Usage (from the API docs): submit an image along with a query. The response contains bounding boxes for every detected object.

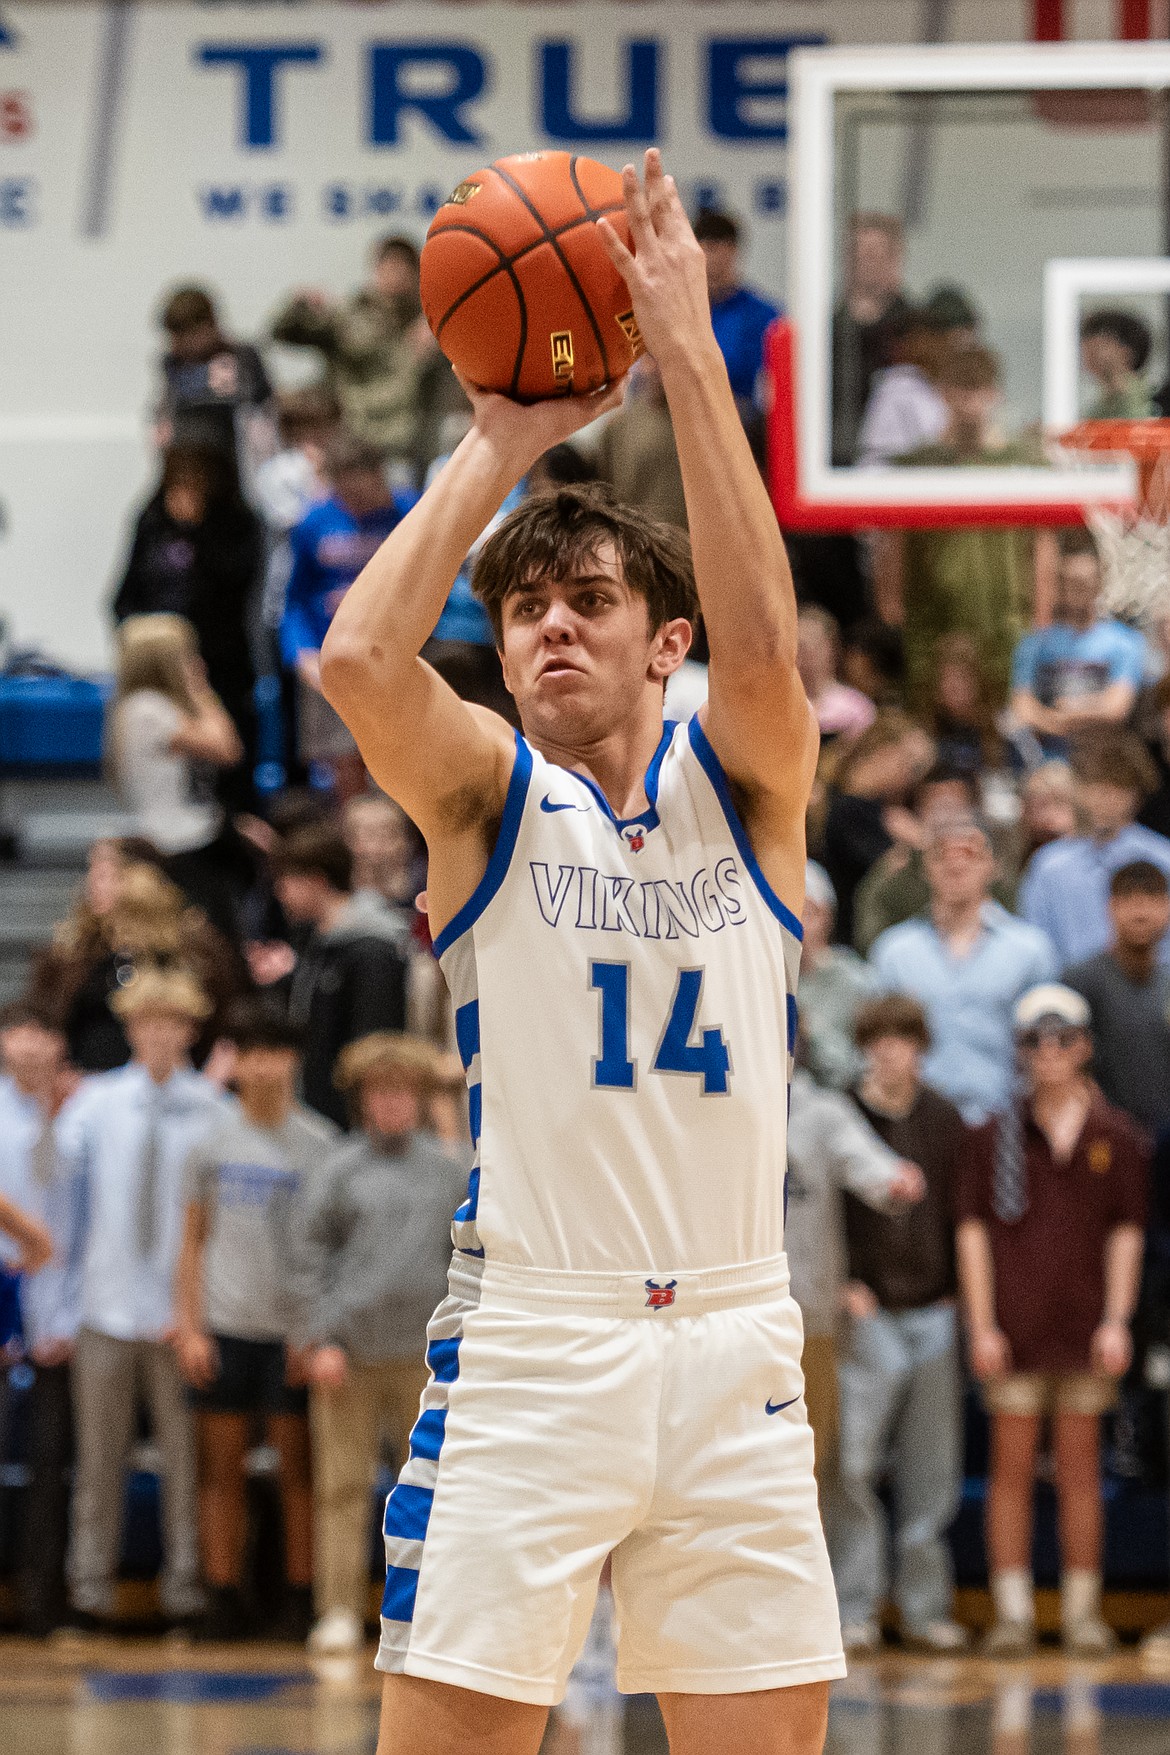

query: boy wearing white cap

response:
[956,983,1146,1656]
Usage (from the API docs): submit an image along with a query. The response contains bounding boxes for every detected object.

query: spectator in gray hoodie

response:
[784,1063,924,1490]
[300,1031,466,1654]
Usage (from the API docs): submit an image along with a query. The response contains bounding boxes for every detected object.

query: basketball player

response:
[321,150,843,1755]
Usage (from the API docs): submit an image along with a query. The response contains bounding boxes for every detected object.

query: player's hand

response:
[969,1326,1012,1382]
[16,1228,54,1276]
[309,1344,349,1389]
[176,1328,218,1389]
[455,370,625,475]
[887,1160,926,1206]
[840,1280,879,1321]
[30,1337,74,1368]
[1091,1319,1132,1378]
[596,148,715,377]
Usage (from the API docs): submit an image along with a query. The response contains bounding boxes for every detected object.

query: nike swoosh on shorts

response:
[765,1396,800,1416]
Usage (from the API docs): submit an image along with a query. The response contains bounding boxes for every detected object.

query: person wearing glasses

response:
[956,984,1146,1658]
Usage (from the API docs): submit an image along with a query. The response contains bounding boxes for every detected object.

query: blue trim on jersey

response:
[410,1406,448,1462]
[384,1482,434,1543]
[432,732,534,959]
[426,1335,462,1384]
[454,1000,480,1070]
[572,720,676,834]
[686,715,804,940]
[381,1306,465,1626]
[786,993,799,1056]
[383,1565,421,1623]
[468,1083,482,1147]
[454,1166,480,1224]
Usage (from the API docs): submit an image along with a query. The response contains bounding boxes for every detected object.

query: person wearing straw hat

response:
[299,1032,466,1656]
[955,982,1147,1658]
[55,966,225,1632]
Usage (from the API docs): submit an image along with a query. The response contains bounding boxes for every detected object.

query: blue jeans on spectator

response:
[832,1301,961,1632]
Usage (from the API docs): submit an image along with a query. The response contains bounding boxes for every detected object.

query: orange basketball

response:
[420,151,642,401]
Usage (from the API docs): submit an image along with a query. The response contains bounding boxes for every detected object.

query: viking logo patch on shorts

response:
[645,1279,678,1309]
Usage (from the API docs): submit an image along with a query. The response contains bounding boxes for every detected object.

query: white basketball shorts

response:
[375,1253,845,1706]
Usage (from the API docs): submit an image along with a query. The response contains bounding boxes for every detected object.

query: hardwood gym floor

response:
[1,1640,1170,1754]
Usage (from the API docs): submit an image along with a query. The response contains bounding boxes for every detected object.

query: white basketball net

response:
[1052,436,1170,629]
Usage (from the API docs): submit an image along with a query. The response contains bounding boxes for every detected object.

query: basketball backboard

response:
[770,41,1170,528]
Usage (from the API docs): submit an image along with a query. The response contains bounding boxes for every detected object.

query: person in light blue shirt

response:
[55,968,225,1626]
[1011,530,1150,759]
[870,816,1058,1123]
[0,1001,84,1635]
[1019,731,1170,969]
[693,208,779,407]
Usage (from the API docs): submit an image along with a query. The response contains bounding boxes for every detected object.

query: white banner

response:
[0,0,1123,663]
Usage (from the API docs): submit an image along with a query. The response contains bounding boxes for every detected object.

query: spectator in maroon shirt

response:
[956,983,1147,1659]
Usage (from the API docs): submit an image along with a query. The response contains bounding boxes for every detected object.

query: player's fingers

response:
[621,162,656,250]
[596,216,637,280]
[643,148,672,230]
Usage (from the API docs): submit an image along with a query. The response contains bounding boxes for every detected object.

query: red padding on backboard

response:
[765,318,1127,532]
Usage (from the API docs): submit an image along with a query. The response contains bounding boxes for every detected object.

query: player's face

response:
[234,1046,300,1104]
[1054,554,1102,626]
[498,543,690,744]
[0,1022,65,1094]
[924,829,994,910]
[1110,887,1170,951]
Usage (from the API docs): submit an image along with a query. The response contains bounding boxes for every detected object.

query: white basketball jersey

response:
[435,715,802,1274]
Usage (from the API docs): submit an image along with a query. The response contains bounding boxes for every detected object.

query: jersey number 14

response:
[590,960,731,1095]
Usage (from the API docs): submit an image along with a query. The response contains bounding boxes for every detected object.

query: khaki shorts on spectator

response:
[983,1372,1118,1418]
[298,675,357,764]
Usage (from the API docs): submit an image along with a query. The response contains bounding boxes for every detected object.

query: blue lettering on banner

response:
[196,42,324,149]
[707,36,825,141]
[0,174,33,225]
[202,185,245,220]
[200,183,293,221]
[754,178,787,215]
[539,40,658,143]
[369,43,488,146]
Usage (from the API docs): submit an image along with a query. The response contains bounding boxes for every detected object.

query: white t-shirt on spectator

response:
[857,365,949,467]
[114,689,222,854]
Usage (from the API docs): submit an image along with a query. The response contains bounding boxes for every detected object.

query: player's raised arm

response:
[598,152,817,899]
[320,381,621,840]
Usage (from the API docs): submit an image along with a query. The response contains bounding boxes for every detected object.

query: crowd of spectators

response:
[1,199,1169,1667]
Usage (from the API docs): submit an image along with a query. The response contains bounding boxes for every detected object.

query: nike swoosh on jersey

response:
[540,795,590,814]
[765,1396,800,1416]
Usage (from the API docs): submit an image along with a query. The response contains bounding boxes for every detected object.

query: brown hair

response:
[272,823,354,894]
[825,707,920,793]
[160,285,217,335]
[471,483,698,646]
[1110,859,1170,899]
[936,345,1000,391]
[1057,525,1101,563]
[854,993,931,1051]
[1070,727,1157,796]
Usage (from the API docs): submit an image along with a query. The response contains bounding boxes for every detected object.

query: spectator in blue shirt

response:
[280,432,414,793]
[1019,729,1170,968]
[869,815,1057,1123]
[693,208,778,410]
[56,967,225,1629]
[0,1001,82,1636]
[1011,530,1149,759]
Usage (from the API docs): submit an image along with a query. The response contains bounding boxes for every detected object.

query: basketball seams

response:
[429,210,626,350]
[485,162,614,385]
